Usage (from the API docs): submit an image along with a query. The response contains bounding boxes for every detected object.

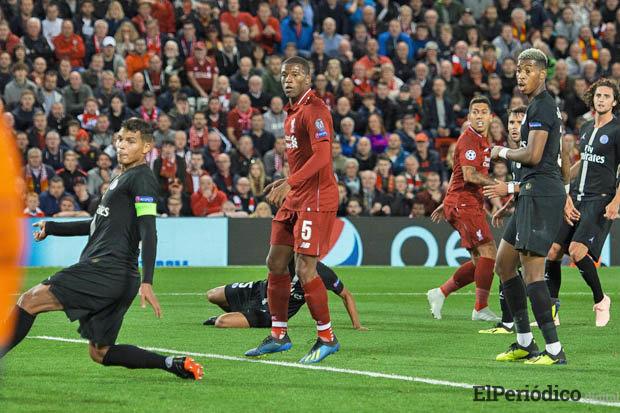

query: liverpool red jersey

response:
[443,126,491,208]
[283,89,338,212]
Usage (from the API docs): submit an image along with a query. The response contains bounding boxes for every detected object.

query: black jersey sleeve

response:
[527,99,556,132]
[46,219,92,236]
[316,262,344,295]
[129,168,160,284]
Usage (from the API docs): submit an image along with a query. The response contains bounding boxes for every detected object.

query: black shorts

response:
[512,194,565,257]
[224,281,271,328]
[554,197,613,262]
[42,260,140,346]
[502,209,518,247]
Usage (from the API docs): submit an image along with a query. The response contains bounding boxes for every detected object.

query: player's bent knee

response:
[568,243,588,262]
[547,243,563,261]
[88,344,109,364]
[266,254,288,274]
[214,316,229,328]
[206,288,218,303]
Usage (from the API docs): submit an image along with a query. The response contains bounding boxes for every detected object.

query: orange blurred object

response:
[0,105,25,348]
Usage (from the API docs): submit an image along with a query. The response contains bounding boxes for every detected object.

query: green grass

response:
[1,266,619,412]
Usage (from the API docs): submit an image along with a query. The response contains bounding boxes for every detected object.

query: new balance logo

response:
[299,242,311,249]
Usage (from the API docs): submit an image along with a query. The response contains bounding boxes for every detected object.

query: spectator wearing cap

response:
[154,140,187,195]
[56,150,88,195]
[62,71,94,118]
[378,19,414,62]
[87,152,112,196]
[185,41,219,98]
[423,78,458,140]
[39,177,74,216]
[215,35,241,78]
[280,4,314,58]
[42,3,62,48]
[101,36,125,73]
[12,89,38,132]
[4,63,37,109]
[22,17,54,63]
[42,131,66,171]
[24,147,56,194]
[53,20,86,69]
[413,133,442,175]
[220,0,257,36]
[254,2,282,56]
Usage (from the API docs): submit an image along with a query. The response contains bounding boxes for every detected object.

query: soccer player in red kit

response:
[427,96,502,322]
[244,57,340,364]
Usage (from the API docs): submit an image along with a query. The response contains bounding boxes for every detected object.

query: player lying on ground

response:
[0,119,203,380]
[489,48,570,365]
[244,57,341,364]
[203,261,366,330]
[544,78,619,327]
[427,96,503,322]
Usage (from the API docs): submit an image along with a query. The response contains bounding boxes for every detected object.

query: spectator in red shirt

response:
[191,174,227,216]
[188,111,208,150]
[254,2,281,55]
[53,20,86,69]
[356,38,392,74]
[185,41,219,98]
[131,0,155,35]
[151,0,176,34]
[226,94,259,146]
[0,21,21,55]
[220,0,257,37]
[24,191,45,217]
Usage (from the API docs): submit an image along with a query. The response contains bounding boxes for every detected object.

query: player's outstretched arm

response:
[491,130,549,166]
[33,219,92,241]
[137,215,161,318]
[338,288,367,331]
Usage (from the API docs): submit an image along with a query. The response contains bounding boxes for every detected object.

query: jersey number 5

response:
[301,220,312,241]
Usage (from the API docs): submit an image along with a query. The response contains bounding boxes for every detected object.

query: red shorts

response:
[270,208,336,257]
[444,204,494,250]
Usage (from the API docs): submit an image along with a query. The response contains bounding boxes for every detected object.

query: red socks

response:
[440,261,476,297]
[474,257,495,311]
[268,272,290,339]
[303,276,334,342]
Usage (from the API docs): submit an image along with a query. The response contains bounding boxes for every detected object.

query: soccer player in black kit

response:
[0,118,204,380]
[545,78,620,327]
[490,49,571,365]
[203,262,366,330]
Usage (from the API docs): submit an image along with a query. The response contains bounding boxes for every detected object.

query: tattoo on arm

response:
[462,166,496,187]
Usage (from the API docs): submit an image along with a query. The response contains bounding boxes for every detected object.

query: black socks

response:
[527,281,559,345]
[1,306,36,357]
[544,260,562,299]
[501,276,531,334]
[575,256,605,304]
[102,344,168,370]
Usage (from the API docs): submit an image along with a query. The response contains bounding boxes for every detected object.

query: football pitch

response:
[1,266,619,412]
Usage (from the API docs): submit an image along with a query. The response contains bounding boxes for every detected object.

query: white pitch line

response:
[153,292,612,297]
[27,335,620,408]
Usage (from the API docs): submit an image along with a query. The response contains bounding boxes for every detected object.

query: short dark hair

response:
[282,56,310,76]
[583,78,620,113]
[469,95,492,111]
[161,139,175,147]
[121,117,154,143]
[49,176,63,185]
[508,105,527,117]
[517,48,548,70]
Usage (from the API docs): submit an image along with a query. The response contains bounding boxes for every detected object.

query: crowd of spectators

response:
[7,0,617,219]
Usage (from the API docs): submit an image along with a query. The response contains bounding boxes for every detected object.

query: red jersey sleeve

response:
[304,104,333,146]
[457,134,482,168]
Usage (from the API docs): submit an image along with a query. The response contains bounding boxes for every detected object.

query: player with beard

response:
[490,49,571,365]
[0,118,204,380]
[427,96,502,322]
[544,78,620,327]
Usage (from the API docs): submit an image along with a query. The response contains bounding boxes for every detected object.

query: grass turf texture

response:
[1,266,619,412]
